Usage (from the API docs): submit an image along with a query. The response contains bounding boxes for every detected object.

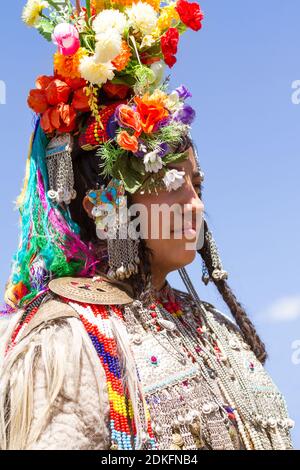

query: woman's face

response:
[131,146,204,280]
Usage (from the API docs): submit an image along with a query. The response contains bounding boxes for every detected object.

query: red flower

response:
[161,28,179,68]
[72,87,90,112]
[40,103,76,134]
[175,0,204,32]
[140,54,161,66]
[35,75,53,90]
[45,79,71,106]
[27,89,48,113]
[58,76,87,90]
[57,103,77,133]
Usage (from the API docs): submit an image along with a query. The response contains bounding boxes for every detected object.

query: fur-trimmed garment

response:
[0,282,294,450]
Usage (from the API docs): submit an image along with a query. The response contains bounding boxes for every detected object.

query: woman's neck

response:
[151,267,168,292]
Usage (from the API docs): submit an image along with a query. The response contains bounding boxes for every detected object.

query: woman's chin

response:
[170,238,197,268]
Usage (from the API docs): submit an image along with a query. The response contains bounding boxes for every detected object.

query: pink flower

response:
[52,23,80,56]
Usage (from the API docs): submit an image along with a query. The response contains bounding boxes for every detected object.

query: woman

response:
[0,0,294,451]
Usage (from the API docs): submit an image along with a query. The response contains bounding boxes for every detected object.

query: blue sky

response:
[0,0,299,448]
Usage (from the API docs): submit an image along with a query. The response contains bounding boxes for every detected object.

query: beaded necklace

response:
[5,290,49,355]
[67,300,157,451]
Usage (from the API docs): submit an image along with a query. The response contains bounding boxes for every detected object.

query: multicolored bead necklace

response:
[67,300,157,451]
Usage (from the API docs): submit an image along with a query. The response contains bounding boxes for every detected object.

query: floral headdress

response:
[3,0,204,309]
[25,0,204,194]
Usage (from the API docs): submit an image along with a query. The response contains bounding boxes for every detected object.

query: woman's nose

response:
[182,199,204,221]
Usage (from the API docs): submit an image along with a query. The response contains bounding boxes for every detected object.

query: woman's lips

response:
[170,223,198,237]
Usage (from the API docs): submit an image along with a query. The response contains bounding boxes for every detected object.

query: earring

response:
[45,133,76,205]
[87,178,140,281]
[201,226,228,285]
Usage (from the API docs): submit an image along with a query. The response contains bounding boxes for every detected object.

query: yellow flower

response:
[54,48,88,79]
[143,0,160,11]
[149,89,168,106]
[22,0,49,27]
[111,0,160,11]
[140,34,155,49]
[91,0,106,13]
[157,4,179,32]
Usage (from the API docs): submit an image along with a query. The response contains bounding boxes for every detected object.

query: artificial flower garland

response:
[24,0,204,194]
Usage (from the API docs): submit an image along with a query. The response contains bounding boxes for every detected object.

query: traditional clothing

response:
[0,275,293,450]
[1,1,294,451]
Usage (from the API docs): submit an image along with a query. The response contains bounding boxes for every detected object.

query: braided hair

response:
[198,221,267,364]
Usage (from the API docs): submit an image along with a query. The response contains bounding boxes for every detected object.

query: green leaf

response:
[47,0,63,11]
[36,18,55,42]
[163,151,189,165]
[177,22,188,34]
[114,155,144,193]
[130,156,146,176]
[86,0,91,19]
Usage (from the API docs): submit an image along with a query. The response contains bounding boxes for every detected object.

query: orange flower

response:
[35,75,53,90]
[117,130,139,153]
[111,0,160,10]
[40,108,55,134]
[27,89,48,113]
[117,104,142,136]
[72,87,90,112]
[58,103,77,133]
[54,47,88,79]
[40,104,76,134]
[112,41,132,72]
[103,82,130,99]
[134,94,169,134]
[91,0,105,13]
[45,79,71,106]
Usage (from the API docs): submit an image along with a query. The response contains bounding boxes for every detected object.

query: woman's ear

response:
[82,196,94,219]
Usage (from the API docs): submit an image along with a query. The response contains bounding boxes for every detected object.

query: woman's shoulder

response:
[0,294,111,450]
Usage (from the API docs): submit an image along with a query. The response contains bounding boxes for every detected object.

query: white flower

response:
[93,9,127,35]
[140,34,155,49]
[95,29,122,63]
[166,90,183,112]
[144,150,163,173]
[126,2,158,36]
[79,55,115,86]
[138,143,147,154]
[163,169,185,192]
[22,0,48,27]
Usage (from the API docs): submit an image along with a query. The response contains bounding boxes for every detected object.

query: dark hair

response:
[69,133,154,301]
[69,135,267,364]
